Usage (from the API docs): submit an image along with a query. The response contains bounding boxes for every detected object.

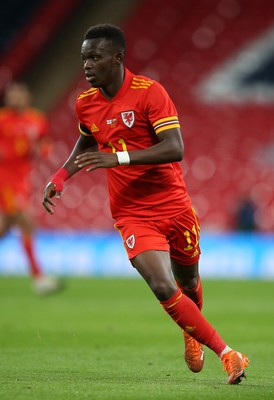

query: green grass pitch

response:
[0,277,273,400]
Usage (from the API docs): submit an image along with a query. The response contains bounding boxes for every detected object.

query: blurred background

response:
[0,0,273,279]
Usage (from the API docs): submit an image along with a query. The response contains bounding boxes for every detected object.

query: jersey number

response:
[183,224,200,251]
[107,139,127,153]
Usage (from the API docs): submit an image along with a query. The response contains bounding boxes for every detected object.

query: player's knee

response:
[181,276,199,290]
[175,270,199,290]
[150,280,177,301]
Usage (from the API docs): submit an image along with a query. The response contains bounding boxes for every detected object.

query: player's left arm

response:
[125,127,184,165]
[75,126,183,171]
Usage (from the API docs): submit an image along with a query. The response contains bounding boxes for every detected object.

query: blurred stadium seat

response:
[0,0,84,95]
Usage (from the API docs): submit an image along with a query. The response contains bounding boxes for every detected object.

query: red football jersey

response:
[76,68,191,221]
[0,107,48,211]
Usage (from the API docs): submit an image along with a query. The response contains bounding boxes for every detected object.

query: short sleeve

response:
[145,81,180,135]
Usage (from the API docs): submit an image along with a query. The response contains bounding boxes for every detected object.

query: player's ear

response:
[115,52,124,65]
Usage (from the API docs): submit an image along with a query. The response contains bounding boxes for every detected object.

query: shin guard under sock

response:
[176,275,203,310]
[160,289,226,356]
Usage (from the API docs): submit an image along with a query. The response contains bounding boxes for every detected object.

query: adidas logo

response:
[91,123,99,133]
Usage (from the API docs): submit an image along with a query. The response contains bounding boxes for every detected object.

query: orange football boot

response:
[221,350,249,384]
[184,331,204,373]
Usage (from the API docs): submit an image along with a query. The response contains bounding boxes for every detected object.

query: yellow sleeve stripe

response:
[78,88,97,100]
[153,116,180,134]
[78,123,91,136]
[155,123,181,134]
[130,77,153,89]
[131,84,151,89]
[152,116,178,127]
[132,77,153,84]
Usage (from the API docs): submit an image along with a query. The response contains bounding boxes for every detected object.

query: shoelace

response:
[186,335,201,355]
[222,355,235,372]
[222,352,247,372]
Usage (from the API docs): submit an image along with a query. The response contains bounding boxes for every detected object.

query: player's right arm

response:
[42,130,97,214]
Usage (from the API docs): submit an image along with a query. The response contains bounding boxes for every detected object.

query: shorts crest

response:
[126,234,135,249]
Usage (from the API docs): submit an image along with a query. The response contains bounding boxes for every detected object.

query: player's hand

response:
[42,182,62,214]
[74,151,119,171]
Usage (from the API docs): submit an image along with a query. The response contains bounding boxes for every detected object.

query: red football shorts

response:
[115,206,201,265]
[0,183,29,214]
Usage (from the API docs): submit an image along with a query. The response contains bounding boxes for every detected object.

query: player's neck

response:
[100,69,125,101]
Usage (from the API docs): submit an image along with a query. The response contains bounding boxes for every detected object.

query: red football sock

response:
[176,275,203,310]
[160,288,226,356]
[22,233,41,278]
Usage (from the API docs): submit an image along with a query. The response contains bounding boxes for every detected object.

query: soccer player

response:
[0,82,61,294]
[42,24,249,383]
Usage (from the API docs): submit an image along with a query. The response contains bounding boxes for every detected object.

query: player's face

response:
[4,84,31,110]
[81,38,120,88]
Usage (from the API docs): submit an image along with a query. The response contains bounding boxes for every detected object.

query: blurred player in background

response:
[0,82,61,295]
[43,24,249,383]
